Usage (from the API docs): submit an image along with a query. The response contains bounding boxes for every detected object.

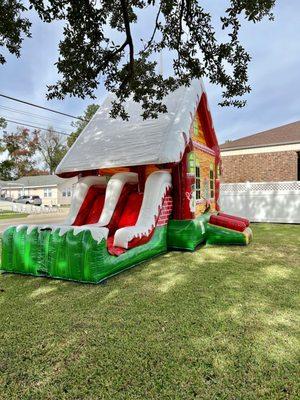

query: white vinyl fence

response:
[220,181,300,224]
[0,200,63,215]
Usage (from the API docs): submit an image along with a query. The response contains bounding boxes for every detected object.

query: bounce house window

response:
[195,165,201,200]
[187,152,196,174]
[210,164,214,198]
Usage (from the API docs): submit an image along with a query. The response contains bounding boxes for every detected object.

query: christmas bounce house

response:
[1,80,252,283]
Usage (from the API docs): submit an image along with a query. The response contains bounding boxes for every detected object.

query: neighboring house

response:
[220,121,300,183]
[0,175,78,206]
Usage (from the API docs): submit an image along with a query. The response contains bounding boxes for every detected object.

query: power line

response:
[0,111,72,133]
[0,93,87,122]
[2,118,70,136]
[1,113,72,134]
[0,105,72,127]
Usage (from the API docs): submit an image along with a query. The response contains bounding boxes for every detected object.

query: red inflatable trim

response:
[215,179,220,212]
[127,229,155,249]
[218,212,250,227]
[210,214,246,232]
[198,92,220,164]
[107,237,126,256]
[72,185,105,226]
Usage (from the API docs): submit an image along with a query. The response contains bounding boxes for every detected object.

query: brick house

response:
[220,121,300,183]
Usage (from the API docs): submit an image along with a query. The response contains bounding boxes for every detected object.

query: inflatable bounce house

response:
[1,80,252,283]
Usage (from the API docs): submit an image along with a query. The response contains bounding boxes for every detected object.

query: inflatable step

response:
[209,214,246,232]
[206,223,253,245]
[217,212,250,227]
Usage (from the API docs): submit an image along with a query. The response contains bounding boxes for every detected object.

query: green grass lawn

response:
[0,211,29,219]
[0,224,299,400]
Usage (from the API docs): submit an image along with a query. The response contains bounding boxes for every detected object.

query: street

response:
[0,212,69,233]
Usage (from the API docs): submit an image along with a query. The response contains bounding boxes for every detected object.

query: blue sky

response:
[0,1,299,143]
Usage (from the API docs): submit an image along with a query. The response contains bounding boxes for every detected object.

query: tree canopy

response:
[0,102,97,179]
[0,127,39,179]
[67,104,99,147]
[38,128,68,174]
[1,1,275,119]
[0,117,7,130]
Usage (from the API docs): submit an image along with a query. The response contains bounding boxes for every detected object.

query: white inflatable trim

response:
[98,172,138,226]
[14,224,108,244]
[64,172,138,227]
[64,175,107,225]
[113,171,172,249]
[10,172,139,246]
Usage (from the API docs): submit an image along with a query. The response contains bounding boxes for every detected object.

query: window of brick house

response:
[297,152,300,181]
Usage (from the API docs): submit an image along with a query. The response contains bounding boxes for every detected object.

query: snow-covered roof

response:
[1,175,67,188]
[56,79,204,175]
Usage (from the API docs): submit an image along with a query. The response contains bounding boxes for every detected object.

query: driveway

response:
[0,212,69,233]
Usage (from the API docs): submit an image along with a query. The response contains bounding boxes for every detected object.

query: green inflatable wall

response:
[1,213,251,283]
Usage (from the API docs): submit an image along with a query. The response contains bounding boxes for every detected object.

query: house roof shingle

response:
[1,175,65,188]
[221,121,300,151]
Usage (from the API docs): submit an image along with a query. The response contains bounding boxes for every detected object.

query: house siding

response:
[57,178,77,205]
[2,177,78,206]
[5,186,59,205]
[221,150,298,183]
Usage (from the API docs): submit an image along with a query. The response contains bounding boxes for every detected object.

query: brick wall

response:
[221,150,298,183]
[157,195,173,227]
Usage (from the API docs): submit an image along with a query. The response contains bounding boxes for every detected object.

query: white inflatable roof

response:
[56,79,204,175]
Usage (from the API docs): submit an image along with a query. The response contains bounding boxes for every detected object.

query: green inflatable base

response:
[1,213,252,283]
[167,213,252,250]
[1,226,168,283]
[167,213,211,250]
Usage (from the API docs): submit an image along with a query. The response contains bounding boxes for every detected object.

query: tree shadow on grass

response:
[0,223,299,399]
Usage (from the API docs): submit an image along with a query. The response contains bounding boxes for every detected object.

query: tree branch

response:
[143,5,161,52]
[177,0,185,64]
[120,0,134,88]
[111,39,128,57]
